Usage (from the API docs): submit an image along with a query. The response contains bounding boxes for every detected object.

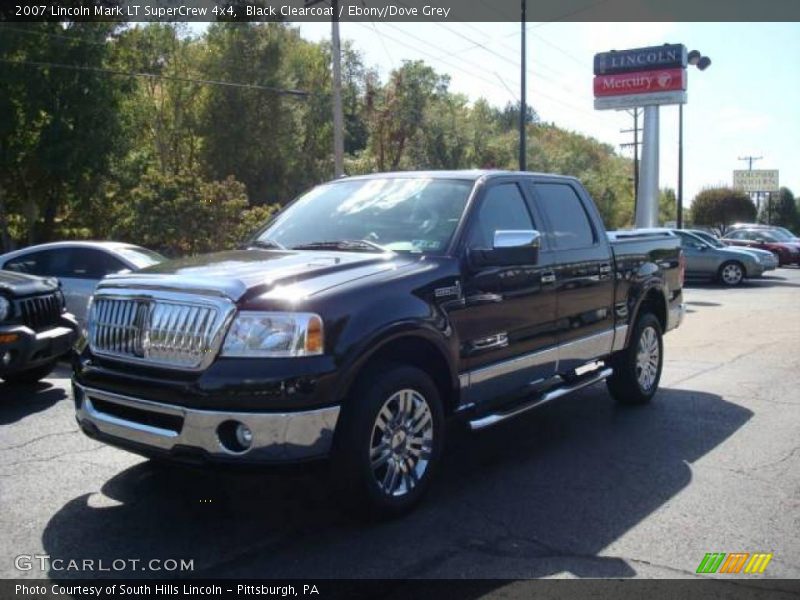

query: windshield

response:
[692,231,724,248]
[255,177,473,254]
[766,229,793,241]
[116,246,166,269]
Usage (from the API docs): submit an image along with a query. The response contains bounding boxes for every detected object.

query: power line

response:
[0,58,311,97]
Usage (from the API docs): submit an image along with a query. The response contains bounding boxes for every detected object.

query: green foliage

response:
[659,188,677,225]
[758,187,799,231]
[109,169,274,257]
[690,187,757,236]
[0,23,128,246]
[0,22,658,254]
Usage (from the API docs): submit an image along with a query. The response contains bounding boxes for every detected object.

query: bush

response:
[690,187,757,236]
[110,170,278,257]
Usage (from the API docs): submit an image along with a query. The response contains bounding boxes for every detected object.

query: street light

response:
[677,50,712,229]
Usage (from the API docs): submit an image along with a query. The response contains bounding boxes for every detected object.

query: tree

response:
[109,169,275,256]
[659,188,677,225]
[759,187,799,230]
[690,187,757,236]
[0,23,127,246]
[365,61,448,171]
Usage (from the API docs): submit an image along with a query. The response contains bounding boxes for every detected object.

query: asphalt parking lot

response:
[2,269,799,582]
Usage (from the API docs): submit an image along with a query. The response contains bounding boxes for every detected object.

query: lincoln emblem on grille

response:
[132,301,151,357]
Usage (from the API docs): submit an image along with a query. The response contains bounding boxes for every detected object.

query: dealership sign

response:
[733,170,780,193]
[593,44,688,111]
[594,91,687,111]
[594,68,686,96]
[594,44,687,75]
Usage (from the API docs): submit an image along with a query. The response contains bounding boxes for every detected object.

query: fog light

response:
[235,423,253,448]
[1,351,11,366]
[217,420,253,454]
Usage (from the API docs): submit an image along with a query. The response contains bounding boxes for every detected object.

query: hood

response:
[97,249,414,302]
[0,270,59,296]
[721,247,766,260]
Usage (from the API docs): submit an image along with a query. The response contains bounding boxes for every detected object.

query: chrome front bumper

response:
[667,302,686,332]
[74,383,340,463]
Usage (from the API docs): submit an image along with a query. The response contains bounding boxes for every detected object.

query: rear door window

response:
[533,183,596,250]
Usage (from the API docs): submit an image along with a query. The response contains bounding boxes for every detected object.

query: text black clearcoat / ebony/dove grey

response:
[72,170,686,516]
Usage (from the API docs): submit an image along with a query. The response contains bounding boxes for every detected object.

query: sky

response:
[288,21,800,207]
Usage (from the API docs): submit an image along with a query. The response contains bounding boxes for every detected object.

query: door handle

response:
[541,271,556,284]
[469,332,509,353]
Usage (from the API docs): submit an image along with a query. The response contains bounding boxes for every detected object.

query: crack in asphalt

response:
[0,443,105,472]
[0,428,78,453]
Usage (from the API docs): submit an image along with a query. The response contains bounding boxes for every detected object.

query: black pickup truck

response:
[73,170,685,515]
[1,270,78,384]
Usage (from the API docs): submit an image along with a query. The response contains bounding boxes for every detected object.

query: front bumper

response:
[0,315,78,376]
[745,262,766,278]
[73,382,340,464]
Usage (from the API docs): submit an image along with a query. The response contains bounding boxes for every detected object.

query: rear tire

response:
[606,313,663,406]
[1,361,57,385]
[330,362,444,519]
[718,261,744,286]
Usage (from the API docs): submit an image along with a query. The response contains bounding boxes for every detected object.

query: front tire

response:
[606,313,663,405]
[1,361,57,385]
[718,261,744,286]
[330,363,444,519]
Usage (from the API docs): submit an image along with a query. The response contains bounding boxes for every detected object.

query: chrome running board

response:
[468,367,613,431]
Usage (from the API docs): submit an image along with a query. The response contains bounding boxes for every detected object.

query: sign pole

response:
[636,105,660,228]
[519,0,526,171]
[677,103,683,229]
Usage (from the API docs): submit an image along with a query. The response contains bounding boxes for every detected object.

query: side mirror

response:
[469,230,541,268]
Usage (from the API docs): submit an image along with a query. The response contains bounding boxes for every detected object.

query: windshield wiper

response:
[248,239,286,250]
[291,239,388,253]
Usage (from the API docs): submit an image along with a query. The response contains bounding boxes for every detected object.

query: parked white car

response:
[0,242,165,326]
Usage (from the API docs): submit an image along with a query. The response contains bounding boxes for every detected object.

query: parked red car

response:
[723,229,800,266]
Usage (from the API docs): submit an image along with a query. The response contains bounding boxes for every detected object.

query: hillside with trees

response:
[1,22,641,255]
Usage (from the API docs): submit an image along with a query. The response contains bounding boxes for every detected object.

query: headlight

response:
[0,296,9,321]
[221,312,324,357]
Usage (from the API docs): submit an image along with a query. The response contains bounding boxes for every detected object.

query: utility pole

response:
[738,155,762,171]
[738,155,763,215]
[519,0,527,171]
[306,0,344,177]
[331,0,344,177]
[620,108,641,214]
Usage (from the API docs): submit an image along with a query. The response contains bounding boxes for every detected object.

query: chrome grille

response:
[89,291,235,370]
[17,292,62,331]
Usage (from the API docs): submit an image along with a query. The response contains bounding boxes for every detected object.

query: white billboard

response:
[733,170,779,193]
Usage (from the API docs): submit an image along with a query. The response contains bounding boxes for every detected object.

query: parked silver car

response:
[688,229,778,271]
[0,242,165,325]
[671,230,763,286]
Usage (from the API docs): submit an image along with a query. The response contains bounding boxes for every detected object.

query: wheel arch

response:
[336,330,460,415]
[630,285,668,335]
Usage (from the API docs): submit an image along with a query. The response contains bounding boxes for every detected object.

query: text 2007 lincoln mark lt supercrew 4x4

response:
[73,171,685,516]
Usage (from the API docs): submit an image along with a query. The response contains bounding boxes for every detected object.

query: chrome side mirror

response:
[469,230,541,268]
[493,230,541,249]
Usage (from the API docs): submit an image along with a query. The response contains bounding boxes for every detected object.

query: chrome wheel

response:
[721,263,743,285]
[369,389,434,497]
[635,326,660,392]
